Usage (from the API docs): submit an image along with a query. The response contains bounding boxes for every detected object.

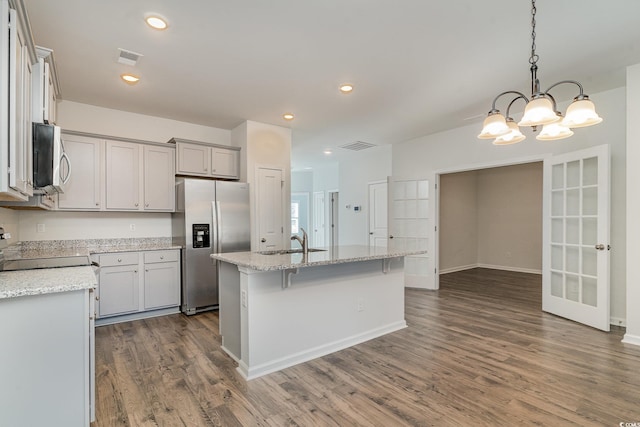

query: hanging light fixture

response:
[478,0,602,144]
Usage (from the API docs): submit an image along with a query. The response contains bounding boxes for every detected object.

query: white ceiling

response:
[22,0,640,168]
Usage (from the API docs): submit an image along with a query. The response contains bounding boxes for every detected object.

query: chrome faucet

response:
[291,227,308,255]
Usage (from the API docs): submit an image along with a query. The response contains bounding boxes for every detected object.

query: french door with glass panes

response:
[543,145,610,331]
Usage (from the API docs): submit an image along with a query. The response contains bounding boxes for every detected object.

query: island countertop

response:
[211,245,427,271]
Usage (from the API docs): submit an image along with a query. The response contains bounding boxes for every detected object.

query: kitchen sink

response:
[258,248,326,255]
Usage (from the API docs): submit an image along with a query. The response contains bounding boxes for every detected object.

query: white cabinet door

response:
[98,264,140,317]
[144,261,180,310]
[58,135,103,210]
[211,147,239,178]
[105,140,140,210]
[143,144,174,211]
[177,142,209,176]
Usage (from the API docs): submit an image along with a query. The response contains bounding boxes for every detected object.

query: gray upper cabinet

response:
[57,134,103,210]
[171,138,240,180]
[59,132,175,212]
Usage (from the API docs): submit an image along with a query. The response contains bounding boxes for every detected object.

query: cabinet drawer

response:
[99,252,139,267]
[144,250,179,264]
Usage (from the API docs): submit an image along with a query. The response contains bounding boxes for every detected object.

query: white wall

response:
[0,207,20,242]
[338,145,392,245]
[57,101,231,144]
[232,120,292,250]
[393,86,627,325]
[625,64,640,344]
[18,211,170,240]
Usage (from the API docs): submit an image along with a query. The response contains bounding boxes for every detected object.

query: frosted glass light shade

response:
[478,113,509,139]
[518,97,561,127]
[536,122,574,141]
[561,99,603,128]
[493,120,526,145]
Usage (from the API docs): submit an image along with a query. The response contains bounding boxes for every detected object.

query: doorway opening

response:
[329,191,339,247]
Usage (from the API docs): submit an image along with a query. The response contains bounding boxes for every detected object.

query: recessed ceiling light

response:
[283,113,295,121]
[121,73,140,85]
[145,14,168,30]
[324,150,332,155]
[339,84,354,94]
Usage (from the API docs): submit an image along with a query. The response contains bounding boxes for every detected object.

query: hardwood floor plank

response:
[92,268,640,426]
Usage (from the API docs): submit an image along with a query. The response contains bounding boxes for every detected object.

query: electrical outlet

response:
[129,224,136,231]
[241,290,248,308]
[36,223,45,233]
[357,297,364,312]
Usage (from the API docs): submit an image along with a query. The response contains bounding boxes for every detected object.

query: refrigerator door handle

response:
[216,200,222,253]
[211,201,219,254]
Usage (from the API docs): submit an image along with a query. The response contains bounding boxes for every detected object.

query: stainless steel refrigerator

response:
[172,178,250,314]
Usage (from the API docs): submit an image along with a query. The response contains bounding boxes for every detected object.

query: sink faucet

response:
[291,228,308,255]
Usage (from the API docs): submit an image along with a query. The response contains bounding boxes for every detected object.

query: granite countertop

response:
[0,266,97,299]
[4,237,181,261]
[211,245,427,271]
[0,238,179,300]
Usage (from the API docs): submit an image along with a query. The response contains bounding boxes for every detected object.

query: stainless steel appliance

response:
[172,178,250,314]
[33,123,70,194]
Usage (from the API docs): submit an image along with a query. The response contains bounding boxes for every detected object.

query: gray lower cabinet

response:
[96,249,180,321]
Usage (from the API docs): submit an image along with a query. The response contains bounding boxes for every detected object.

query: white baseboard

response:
[439,264,478,275]
[476,263,542,275]
[237,321,408,380]
[610,316,626,328]
[439,263,541,275]
[622,333,640,347]
[95,306,180,326]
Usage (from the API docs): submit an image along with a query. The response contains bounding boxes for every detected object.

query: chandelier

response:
[478,0,602,145]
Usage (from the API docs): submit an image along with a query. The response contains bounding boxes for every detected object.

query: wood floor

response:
[93,268,640,426]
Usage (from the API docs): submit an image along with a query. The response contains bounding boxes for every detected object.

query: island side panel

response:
[238,258,406,380]
[218,260,242,361]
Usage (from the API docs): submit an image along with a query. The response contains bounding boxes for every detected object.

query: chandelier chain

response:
[529,0,538,66]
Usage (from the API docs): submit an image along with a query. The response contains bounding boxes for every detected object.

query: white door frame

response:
[328,190,339,247]
[433,154,548,290]
[368,180,388,247]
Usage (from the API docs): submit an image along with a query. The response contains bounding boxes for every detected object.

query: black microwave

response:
[32,123,70,194]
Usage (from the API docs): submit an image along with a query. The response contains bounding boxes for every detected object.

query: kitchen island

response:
[212,245,426,380]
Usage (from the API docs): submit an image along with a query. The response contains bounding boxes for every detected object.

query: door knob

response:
[261,238,266,243]
[595,244,605,250]
[389,235,394,239]
[369,232,373,235]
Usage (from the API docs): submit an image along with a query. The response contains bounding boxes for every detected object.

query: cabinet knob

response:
[117,258,122,262]
[145,203,149,207]
[261,238,266,243]
[204,167,208,171]
[96,202,99,206]
[135,203,139,207]
[95,296,100,301]
[145,269,149,272]
[134,270,138,273]
[213,169,216,172]
[160,256,164,260]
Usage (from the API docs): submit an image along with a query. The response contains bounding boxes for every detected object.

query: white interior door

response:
[256,167,284,251]
[330,191,339,247]
[543,144,610,331]
[369,182,388,247]
[313,191,326,247]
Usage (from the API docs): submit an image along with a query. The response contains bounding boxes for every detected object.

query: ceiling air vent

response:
[117,48,144,66]
[339,141,376,151]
